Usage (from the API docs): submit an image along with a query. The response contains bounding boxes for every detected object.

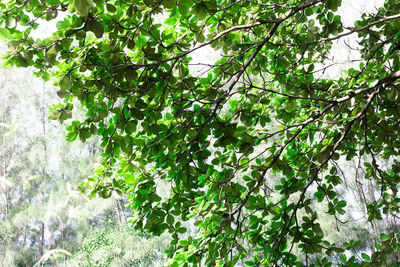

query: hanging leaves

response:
[2,0,400,265]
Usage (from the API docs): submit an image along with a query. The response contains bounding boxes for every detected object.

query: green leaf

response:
[326,0,341,12]
[131,108,144,120]
[178,0,192,16]
[177,227,187,234]
[380,233,390,241]
[361,253,370,261]
[285,101,297,113]
[143,0,157,7]
[0,28,12,40]
[167,214,174,224]
[66,131,78,142]
[59,75,71,90]
[339,253,346,263]
[106,4,116,13]
[87,20,104,38]
[368,78,379,87]
[312,223,323,237]
[56,21,68,30]
[125,174,135,185]
[162,0,176,9]
[73,0,90,16]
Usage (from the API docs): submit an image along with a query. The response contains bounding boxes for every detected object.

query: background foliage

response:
[0,62,169,266]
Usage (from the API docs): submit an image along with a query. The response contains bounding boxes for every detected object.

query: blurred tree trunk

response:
[40,81,48,257]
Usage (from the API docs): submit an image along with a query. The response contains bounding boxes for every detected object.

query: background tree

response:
[0,59,169,266]
[66,224,170,267]
[0,62,99,266]
[1,0,400,265]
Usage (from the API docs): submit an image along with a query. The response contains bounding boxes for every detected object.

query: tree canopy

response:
[1,0,400,265]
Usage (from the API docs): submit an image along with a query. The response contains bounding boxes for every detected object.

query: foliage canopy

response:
[2,0,400,265]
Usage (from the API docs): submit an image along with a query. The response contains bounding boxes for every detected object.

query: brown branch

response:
[283,14,400,47]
